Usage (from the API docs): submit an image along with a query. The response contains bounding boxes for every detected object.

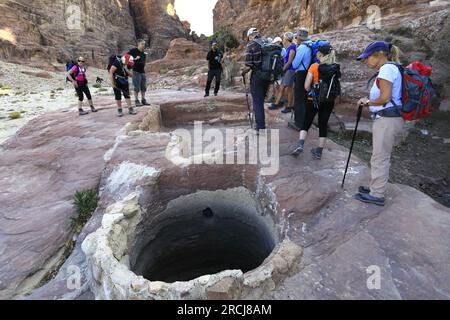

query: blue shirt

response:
[284,44,297,71]
[292,41,312,72]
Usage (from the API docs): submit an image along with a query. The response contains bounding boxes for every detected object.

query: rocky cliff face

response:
[129,0,189,60]
[214,0,433,36]
[0,0,136,68]
[0,0,189,67]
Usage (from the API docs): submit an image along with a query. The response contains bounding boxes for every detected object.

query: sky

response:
[175,0,219,36]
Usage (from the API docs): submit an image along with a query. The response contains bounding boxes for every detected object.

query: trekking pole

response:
[242,75,254,129]
[342,104,364,188]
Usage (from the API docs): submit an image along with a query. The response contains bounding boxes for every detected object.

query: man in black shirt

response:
[205,40,223,97]
[128,39,149,106]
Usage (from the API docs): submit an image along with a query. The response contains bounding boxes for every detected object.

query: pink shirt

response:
[71,65,86,82]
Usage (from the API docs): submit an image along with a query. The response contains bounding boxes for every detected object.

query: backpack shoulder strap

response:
[367,72,379,90]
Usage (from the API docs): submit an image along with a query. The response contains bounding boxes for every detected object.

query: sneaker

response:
[79,109,89,116]
[90,106,98,113]
[291,145,304,157]
[359,186,371,194]
[311,148,323,160]
[354,193,385,207]
[118,110,124,117]
[141,99,150,106]
[135,99,142,106]
[129,108,137,115]
[204,94,209,98]
[281,107,293,114]
[269,103,281,110]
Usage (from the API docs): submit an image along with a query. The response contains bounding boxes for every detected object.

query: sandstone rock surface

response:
[3,90,445,300]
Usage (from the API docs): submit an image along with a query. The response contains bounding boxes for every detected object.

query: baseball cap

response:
[357,41,390,61]
[318,43,332,55]
[273,37,283,44]
[247,27,258,37]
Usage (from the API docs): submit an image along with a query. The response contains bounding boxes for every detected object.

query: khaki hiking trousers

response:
[370,116,405,198]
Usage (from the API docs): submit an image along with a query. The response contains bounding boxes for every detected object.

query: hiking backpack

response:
[65,60,78,82]
[313,63,341,104]
[107,55,122,72]
[302,40,331,69]
[369,62,434,121]
[254,39,284,82]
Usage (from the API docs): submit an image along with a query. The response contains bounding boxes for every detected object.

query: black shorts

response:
[75,85,92,102]
[113,82,130,100]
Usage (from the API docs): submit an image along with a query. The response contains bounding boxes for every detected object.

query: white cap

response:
[273,37,283,44]
[247,27,258,37]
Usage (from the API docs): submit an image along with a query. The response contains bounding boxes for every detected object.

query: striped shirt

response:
[245,38,263,70]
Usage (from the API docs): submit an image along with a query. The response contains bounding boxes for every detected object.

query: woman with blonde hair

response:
[291,43,340,160]
[66,56,97,116]
[354,41,404,206]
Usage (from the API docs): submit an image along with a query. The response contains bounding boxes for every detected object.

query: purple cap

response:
[357,41,390,61]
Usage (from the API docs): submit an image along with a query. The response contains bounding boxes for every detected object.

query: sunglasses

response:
[78,60,85,63]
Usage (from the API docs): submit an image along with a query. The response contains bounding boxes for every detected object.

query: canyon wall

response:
[0,0,189,67]
[213,0,434,37]
[129,0,189,60]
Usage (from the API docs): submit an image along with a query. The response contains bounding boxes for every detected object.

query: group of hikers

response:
[240,26,433,207]
[66,39,150,117]
[65,27,433,207]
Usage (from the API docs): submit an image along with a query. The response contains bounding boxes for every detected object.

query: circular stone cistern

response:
[82,188,302,300]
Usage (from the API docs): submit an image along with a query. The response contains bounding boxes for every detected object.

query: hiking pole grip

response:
[342,104,364,188]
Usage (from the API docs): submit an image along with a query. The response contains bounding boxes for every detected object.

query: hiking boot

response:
[141,99,150,106]
[118,109,123,117]
[291,145,304,157]
[311,148,323,160]
[281,107,293,114]
[90,106,98,113]
[204,94,209,98]
[269,103,280,110]
[214,93,218,97]
[354,193,385,207]
[359,186,371,194]
[135,99,142,107]
[129,108,137,115]
[79,109,89,116]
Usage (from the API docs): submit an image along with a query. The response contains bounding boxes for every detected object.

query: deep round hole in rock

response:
[130,188,278,283]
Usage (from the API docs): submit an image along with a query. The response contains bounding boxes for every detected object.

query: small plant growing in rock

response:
[71,189,98,233]
[93,83,102,88]
[159,67,169,75]
[56,87,64,91]
[8,111,22,120]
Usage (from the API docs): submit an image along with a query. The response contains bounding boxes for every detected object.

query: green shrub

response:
[208,26,240,52]
[159,67,169,75]
[9,111,21,120]
[71,189,98,233]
